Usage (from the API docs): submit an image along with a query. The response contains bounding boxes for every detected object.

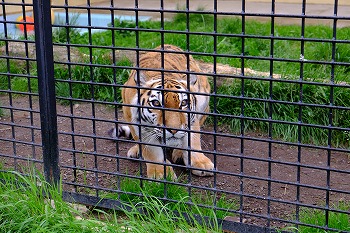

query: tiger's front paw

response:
[146,163,177,180]
[191,153,214,176]
[127,145,139,158]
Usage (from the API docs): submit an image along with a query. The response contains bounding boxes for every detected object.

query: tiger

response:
[112,44,214,179]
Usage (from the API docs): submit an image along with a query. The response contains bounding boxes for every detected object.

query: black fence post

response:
[33,0,60,185]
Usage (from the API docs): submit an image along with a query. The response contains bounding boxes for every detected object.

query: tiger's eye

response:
[181,99,188,107]
[151,100,161,107]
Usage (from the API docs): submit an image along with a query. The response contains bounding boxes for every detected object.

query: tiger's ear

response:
[189,74,197,85]
[134,71,147,86]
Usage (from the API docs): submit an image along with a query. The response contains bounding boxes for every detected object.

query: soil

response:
[0,95,349,229]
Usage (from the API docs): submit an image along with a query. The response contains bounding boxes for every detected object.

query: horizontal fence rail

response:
[0,0,349,232]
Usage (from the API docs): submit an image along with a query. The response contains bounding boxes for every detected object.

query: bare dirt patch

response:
[0,95,349,228]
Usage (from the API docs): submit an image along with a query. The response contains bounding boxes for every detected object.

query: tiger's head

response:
[130,72,199,147]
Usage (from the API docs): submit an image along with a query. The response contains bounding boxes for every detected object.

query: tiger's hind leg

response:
[108,125,132,139]
[108,125,140,158]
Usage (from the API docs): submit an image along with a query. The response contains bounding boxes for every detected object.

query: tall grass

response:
[0,171,89,232]
[0,59,38,93]
[0,170,223,233]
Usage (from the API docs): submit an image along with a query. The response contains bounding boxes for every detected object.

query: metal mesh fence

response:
[0,0,43,175]
[0,0,350,232]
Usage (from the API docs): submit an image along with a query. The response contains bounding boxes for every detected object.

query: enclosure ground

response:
[0,95,349,228]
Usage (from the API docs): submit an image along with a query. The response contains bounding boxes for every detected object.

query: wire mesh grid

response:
[0,0,43,174]
[0,0,350,232]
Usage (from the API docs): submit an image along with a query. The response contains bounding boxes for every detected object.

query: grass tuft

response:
[0,171,85,232]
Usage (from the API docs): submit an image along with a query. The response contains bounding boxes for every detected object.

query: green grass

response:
[54,55,132,104]
[0,171,96,233]
[103,175,237,220]
[298,202,350,233]
[0,170,223,233]
[52,13,81,44]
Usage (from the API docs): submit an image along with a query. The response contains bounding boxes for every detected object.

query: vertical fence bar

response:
[212,0,218,217]
[33,0,59,185]
[296,0,307,229]
[134,0,144,187]
[267,0,276,228]
[185,0,193,198]
[325,0,338,229]
[239,0,246,223]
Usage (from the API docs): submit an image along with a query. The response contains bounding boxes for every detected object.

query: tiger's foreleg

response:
[113,125,176,179]
[172,121,214,176]
[127,144,177,180]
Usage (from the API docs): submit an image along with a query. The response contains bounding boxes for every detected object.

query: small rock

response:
[224,216,248,224]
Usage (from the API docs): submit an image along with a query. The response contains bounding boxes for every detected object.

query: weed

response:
[0,58,38,93]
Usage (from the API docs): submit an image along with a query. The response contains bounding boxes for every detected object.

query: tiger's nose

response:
[166,128,178,135]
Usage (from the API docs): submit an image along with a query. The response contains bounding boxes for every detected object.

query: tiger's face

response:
[130,74,197,147]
